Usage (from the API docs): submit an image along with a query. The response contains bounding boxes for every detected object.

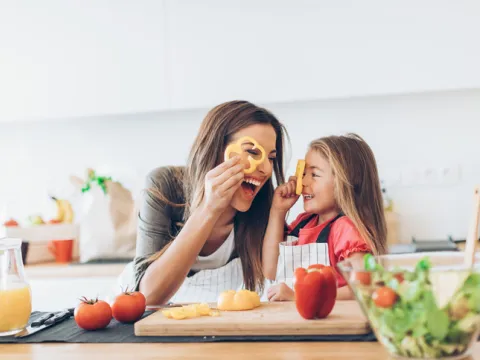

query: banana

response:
[51,197,74,223]
[60,200,74,223]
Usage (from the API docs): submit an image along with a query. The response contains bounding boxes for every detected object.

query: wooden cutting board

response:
[134,300,370,337]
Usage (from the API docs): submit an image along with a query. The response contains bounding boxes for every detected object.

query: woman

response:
[131,101,288,305]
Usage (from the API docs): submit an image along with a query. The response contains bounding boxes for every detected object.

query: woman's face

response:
[227,124,277,212]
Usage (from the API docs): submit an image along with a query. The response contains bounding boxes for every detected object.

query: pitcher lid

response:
[0,238,22,250]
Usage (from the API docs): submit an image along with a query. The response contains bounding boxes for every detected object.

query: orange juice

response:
[0,283,32,335]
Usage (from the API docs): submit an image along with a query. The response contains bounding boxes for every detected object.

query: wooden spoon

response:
[430,186,480,308]
[464,186,480,268]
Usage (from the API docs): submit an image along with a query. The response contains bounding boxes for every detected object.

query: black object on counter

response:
[389,236,459,254]
[14,308,74,338]
[0,311,376,344]
[21,241,29,265]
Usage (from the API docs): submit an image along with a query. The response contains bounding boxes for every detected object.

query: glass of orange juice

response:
[0,237,32,336]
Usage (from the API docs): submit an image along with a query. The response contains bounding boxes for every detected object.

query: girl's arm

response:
[335,252,365,300]
[336,286,355,300]
[262,176,299,280]
[262,209,288,280]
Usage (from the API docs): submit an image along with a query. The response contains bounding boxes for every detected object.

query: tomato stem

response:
[78,296,99,305]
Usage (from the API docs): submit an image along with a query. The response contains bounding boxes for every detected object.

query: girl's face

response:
[228,124,277,212]
[302,149,337,215]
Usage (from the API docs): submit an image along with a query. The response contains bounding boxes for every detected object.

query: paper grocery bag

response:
[74,176,137,263]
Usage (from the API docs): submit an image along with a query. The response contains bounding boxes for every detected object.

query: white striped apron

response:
[167,230,245,303]
[263,214,343,299]
[117,230,245,303]
[169,257,244,303]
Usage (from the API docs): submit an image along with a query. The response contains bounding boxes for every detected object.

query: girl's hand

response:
[271,176,300,214]
[203,156,245,215]
[267,282,295,301]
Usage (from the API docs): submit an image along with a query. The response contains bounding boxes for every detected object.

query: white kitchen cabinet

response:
[165,0,480,110]
[0,0,168,122]
[1,1,478,121]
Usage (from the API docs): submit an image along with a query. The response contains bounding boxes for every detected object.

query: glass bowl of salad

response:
[338,251,480,360]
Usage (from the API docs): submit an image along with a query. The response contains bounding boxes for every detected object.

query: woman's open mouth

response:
[241,177,262,199]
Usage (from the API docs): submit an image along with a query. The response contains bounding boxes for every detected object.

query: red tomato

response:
[74,297,112,330]
[393,273,404,283]
[112,290,146,323]
[372,287,397,308]
[351,271,372,286]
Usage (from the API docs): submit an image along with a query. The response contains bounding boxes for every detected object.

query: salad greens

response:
[354,254,480,359]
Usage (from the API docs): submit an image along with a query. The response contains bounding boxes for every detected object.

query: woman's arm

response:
[139,202,220,305]
[138,157,244,305]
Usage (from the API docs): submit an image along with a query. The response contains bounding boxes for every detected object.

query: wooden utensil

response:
[464,186,480,268]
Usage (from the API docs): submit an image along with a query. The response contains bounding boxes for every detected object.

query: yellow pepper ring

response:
[224,136,266,174]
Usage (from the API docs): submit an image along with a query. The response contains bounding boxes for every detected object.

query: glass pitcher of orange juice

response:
[0,238,32,336]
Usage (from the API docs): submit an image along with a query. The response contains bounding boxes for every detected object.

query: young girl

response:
[262,133,387,301]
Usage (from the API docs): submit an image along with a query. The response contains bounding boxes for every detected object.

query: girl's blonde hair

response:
[309,133,387,255]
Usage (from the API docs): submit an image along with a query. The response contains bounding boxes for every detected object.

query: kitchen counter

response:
[25,262,127,279]
[1,342,479,359]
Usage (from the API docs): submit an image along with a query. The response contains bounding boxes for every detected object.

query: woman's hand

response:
[203,155,245,215]
[271,176,300,214]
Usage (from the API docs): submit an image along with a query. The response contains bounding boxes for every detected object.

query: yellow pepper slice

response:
[161,303,219,320]
[295,160,306,195]
[224,136,266,174]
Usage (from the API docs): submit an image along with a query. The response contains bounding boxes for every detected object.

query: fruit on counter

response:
[295,159,305,195]
[112,289,146,323]
[3,218,19,227]
[293,264,337,320]
[50,196,74,224]
[217,289,261,311]
[27,215,45,226]
[48,219,62,224]
[162,303,219,320]
[74,297,112,330]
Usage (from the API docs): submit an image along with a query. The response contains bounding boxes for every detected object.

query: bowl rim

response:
[337,251,480,272]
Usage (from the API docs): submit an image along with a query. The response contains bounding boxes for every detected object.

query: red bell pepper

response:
[293,264,337,319]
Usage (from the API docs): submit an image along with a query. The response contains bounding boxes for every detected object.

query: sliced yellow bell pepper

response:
[224,136,266,174]
[295,160,306,195]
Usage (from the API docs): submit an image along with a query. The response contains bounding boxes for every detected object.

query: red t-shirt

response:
[287,213,371,287]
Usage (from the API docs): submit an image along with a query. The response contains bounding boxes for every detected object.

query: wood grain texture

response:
[2,343,480,360]
[135,300,370,337]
